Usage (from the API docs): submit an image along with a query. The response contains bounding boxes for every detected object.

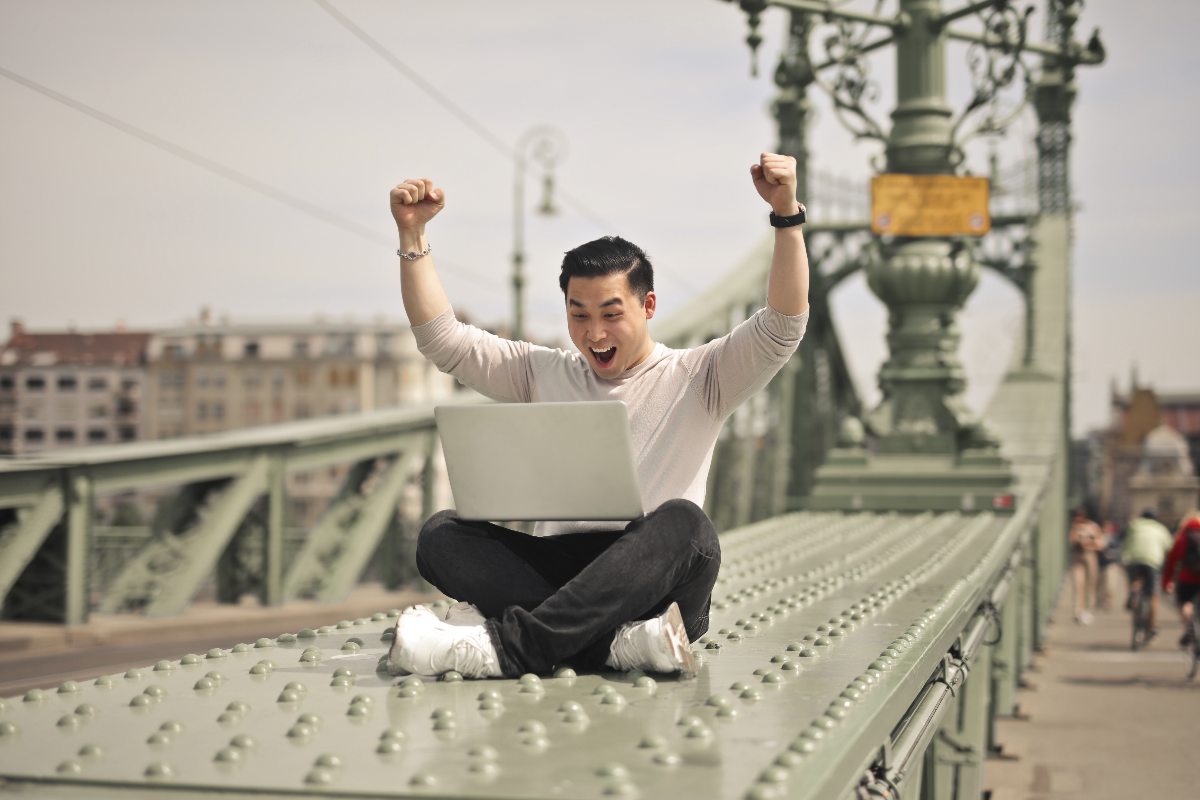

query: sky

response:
[1,0,1197,437]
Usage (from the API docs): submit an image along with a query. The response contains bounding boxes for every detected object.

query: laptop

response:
[434,401,645,521]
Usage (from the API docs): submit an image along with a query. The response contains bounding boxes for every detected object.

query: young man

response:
[387,153,809,679]
[1120,509,1175,639]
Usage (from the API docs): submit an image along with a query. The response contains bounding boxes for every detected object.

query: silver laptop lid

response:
[434,402,645,522]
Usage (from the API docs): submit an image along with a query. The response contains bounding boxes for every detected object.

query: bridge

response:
[0,2,1105,798]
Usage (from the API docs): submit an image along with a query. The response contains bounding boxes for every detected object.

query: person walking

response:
[1068,507,1106,624]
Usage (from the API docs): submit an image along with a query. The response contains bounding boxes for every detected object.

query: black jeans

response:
[414,499,721,676]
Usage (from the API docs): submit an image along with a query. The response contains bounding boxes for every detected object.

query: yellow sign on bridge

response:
[870,174,991,237]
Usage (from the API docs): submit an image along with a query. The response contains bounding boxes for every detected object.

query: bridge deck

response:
[0,509,1016,799]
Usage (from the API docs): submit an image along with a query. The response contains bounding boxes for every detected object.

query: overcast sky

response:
[2,1,1197,437]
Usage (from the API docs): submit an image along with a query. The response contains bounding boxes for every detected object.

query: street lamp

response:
[512,126,567,341]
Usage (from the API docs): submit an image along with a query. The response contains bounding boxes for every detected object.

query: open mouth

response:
[590,346,616,366]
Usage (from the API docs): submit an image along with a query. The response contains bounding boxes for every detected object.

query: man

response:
[386,153,809,679]
[1120,509,1174,639]
[1162,511,1200,647]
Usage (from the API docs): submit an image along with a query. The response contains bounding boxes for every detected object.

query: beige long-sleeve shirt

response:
[414,305,808,535]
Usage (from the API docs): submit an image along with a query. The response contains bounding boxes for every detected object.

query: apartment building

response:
[0,322,150,456]
[144,314,453,439]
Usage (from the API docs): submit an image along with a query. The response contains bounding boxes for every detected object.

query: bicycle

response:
[1188,602,1200,681]
[1130,585,1153,651]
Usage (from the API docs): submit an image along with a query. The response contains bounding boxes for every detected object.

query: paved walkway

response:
[985,570,1196,799]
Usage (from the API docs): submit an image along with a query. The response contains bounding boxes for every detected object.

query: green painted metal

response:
[284,446,428,604]
[0,479,63,605]
[0,508,1035,799]
[64,472,93,626]
[100,456,270,616]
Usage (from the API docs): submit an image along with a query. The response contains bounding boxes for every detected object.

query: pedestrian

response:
[1068,507,1105,624]
[385,153,810,679]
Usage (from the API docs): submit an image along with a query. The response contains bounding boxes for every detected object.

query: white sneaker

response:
[387,605,501,678]
[443,601,486,627]
[606,602,698,676]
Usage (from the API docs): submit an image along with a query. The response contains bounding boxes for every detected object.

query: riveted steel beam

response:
[0,480,64,612]
[98,455,270,616]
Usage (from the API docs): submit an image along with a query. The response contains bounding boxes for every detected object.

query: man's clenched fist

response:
[750,153,800,217]
[390,178,445,232]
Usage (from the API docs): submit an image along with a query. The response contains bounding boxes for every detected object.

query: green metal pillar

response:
[992,571,1021,716]
[64,471,93,626]
[262,454,286,607]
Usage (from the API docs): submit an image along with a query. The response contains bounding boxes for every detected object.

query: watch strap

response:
[769,204,807,227]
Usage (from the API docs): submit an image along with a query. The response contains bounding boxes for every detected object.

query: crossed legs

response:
[414,499,720,676]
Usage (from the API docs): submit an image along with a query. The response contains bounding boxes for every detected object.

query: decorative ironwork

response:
[949,2,1035,153]
[812,8,889,143]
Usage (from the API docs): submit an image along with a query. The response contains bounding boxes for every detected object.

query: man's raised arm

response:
[391,178,451,326]
[750,154,810,316]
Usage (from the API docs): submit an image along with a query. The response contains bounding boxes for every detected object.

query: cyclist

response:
[1162,510,1200,647]
[1120,509,1174,641]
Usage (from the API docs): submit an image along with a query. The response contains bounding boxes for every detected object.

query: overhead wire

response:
[311,0,693,296]
[0,63,500,289]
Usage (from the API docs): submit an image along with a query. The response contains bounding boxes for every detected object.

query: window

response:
[120,378,138,392]
[89,405,108,419]
[57,375,77,391]
[197,402,208,420]
[243,374,261,390]
[376,333,393,356]
[244,341,260,358]
[25,428,45,443]
[87,429,108,443]
[326,333,354,356]
[293,338,310,358]
[56,428,76,443]
[117,398,136,416]
[0,426,13,442]
[25,376,46,391]
[213,402,225,421]
[88,376,108,391]
[119,426,137,442]
[0,376,14,391]
[159,371,184,390]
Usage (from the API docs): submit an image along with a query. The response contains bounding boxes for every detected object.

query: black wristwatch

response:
[769,204,807,227]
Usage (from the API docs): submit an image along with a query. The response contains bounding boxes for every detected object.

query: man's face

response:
[565,273,656,378]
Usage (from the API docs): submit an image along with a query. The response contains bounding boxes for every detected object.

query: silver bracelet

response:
[397,242,432,261]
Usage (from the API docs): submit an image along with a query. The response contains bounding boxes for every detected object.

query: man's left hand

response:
[750,152,800,216]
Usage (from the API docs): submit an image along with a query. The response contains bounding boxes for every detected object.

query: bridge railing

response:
[0,404,458,624]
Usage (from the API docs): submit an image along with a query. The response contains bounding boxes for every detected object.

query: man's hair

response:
[559,236,654,301]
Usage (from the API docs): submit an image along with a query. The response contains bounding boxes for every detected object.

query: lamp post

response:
[721,0,1104,511]
[512,126,566,341]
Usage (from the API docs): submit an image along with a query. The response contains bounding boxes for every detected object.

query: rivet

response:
[376,739,403,754]
[277,632,297,643]
[340,641,360,653]
[305,768,333,785]
[729,682,750,692]
[296,713,322,728]
[57,680,81,694]
[255,638,275,649]
[518,720,548,737]
[23,689,46,703]
[143,685,166,699]
[812,716,835,730]
[231,643,252,654]
[478,697,503,710]
[251,664,272,677]
[706,695,731,709]
[639,735,667,750]
[314,753,342,769]
[56,714,80,729]
[230,734,256,749]
[685,724,713,739]
[129,694,152,708]
[194,678,217,692]
[93,676,114,689]
[440,671,464,683]
[409,772,437,787]
[56,760,82,775]
[600,692,627,707]
[379,728,404,742]
[297,628,317,639]
[596,763,629,779]
[180,654,203,666]
[346,704,370,718]
[761,671,784,684]
[124,668,145,680]
[146,732,172,747]
[77,743,102,758]
[205,671,225,684]
[153,660,175,673]
[789,738,816,754]
[287,723,314,739]
[518,673,542,687]
[759,766,789,783]
[553,666,577,679]
[214,747,241,763]
[653,751,681,767]
[740,688,762,701]
[277,689,301,703]
[206,648,226,660]
[775,751,803,767]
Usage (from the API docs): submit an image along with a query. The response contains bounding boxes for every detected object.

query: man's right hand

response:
[390,178,445,232]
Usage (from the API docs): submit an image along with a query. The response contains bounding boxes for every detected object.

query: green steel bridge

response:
[0,2,1102,798]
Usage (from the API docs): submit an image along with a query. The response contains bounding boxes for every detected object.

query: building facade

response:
[0,322,150,456]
